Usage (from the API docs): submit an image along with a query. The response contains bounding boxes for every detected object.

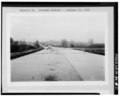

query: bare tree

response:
[70,41,75,48]
[10,37,14,43]
[88,39,94,47]
[34,40,40,48]
[61,39,68,48]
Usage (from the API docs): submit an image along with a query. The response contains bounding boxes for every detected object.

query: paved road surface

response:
[11,47,104,81]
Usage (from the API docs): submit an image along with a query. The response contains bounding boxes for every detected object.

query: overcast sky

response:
[10,12,107,43]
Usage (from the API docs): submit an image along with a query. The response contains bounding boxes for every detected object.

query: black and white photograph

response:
[1,2,118,95]
[10,11,105,82]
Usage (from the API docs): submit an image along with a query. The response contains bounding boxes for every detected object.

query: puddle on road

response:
[44,74,57,81]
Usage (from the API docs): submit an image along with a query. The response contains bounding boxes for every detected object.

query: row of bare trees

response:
[60,39,94,48]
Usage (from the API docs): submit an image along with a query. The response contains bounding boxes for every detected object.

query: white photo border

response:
[1,2,118,95]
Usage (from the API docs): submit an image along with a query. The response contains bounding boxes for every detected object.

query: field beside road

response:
[73,48,104,55]
[11,47,105,81]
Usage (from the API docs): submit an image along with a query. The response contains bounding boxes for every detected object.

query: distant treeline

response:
[45,39,104,49]
[44,39,105,55]
[10,38,43,53]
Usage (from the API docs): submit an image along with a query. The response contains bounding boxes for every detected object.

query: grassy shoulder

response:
[11,47,44,59]
[74,48,105,55]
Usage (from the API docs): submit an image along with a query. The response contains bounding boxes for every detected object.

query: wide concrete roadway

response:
[11,46,104,81]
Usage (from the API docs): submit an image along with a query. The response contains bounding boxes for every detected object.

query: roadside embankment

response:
[11,48,44,59]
